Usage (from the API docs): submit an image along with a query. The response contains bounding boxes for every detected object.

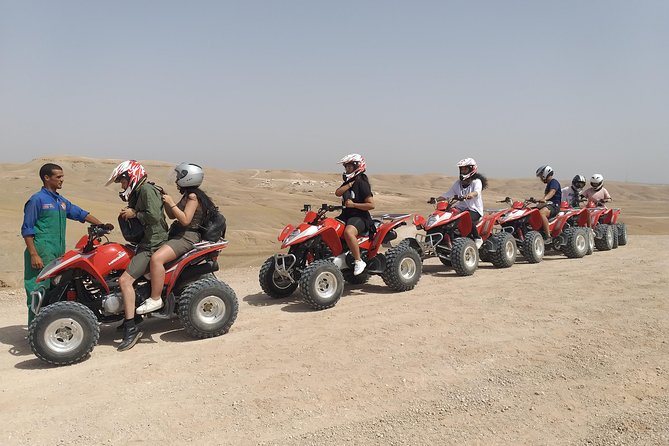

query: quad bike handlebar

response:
[427,195,464,205]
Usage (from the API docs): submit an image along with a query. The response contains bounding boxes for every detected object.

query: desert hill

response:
[1,156,668,287]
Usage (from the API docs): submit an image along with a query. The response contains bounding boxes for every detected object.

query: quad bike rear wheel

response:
[611,225,619,249]
[29,301,99,366]
[490,232,517,268]
[585,228,595,255]
[299,260,344,310]
[594,224,614,251]
[450,237,478,276]
[381,243,422,291]
[178,277,239,338]
[617,223,628,246]
[521,231,544,264]
[561,227,588,259]
[259,256,298,298]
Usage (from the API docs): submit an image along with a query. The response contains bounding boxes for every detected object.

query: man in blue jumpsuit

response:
[21,163,104,324]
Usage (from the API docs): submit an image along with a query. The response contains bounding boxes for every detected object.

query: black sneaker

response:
[115,315,143,332]
[117,326,143,351]
[543,237,552,245]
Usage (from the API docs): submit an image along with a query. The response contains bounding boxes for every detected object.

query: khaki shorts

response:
[126,250,152,279]
[165,230,201,258]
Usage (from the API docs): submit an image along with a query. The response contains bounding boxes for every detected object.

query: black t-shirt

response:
[339,175,373,222]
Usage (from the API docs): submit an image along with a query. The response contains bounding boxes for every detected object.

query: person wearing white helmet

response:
[136,162,220,315]
[535,164,562,244]
[582,173,611,206]
[106,160,168,351]
[437,158,488,248]
[561,174,586,208]
[335,153,375,275]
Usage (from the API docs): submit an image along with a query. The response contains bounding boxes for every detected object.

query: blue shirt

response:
[544,179,562,206]
[21,187,89,237]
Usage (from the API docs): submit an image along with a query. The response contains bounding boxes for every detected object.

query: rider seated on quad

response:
[437,158,488,249]
[535,165,562,245]
[136,163,220,315]
[582,173,611,207]
[335,153,375,276]
[561,174,586,208]
[106,160,169,352]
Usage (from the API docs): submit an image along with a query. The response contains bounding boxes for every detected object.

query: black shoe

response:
[116,315,143,332]
[544,237,552,245]
[117,326,143,351]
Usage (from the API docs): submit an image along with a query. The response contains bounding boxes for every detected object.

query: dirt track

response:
[1,235,668,445]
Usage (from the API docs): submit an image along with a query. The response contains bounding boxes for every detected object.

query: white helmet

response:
[339,153,366,181]
[590,173,604,191]
[105,160,147,201]
[173,162,204,188]
[536,165,554,182]
[456,158,478,181]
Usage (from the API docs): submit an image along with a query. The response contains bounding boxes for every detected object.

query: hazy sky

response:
[1,1,667,184]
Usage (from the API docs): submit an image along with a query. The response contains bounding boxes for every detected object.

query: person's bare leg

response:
[539,208,551,239]
[344,225,360,260]
[119,272,136,319]
[148,245,177,300]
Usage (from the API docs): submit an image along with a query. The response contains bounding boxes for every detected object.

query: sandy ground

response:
[1,157,668,445]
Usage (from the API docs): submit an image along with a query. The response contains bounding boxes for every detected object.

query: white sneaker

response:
[136,297,164,315]
[475,238,483,249]
[353,260,367,276]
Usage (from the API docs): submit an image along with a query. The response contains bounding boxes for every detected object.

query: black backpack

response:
[118,216,144,243]
[200,207,227,242]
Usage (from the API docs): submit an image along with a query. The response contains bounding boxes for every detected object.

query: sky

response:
[1,1,667,184]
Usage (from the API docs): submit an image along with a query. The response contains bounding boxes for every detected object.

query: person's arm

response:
[135,187,163,225]
[84,214,103,225]
[437,182,458,201]
[23,236,43,269]
[346,195,375,211]
[335,180,353,198]
[464,180,482,200]
[168,193,198,226]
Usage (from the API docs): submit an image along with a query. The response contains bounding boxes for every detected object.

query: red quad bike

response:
[28,224,239,366]
[586,200,627,251]
[494,197,546,264]
[403,197,480,276]
[258,203,422,310]
[474,201,519,268]
[519,198,590,259]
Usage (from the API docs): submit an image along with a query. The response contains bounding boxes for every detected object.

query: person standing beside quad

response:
[21,163,105,325]
[334,153,375,276]
[437,158,488,249]
[535,165,562,245]
[106,160,168,352]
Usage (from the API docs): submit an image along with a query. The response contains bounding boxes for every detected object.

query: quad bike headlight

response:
[52,274,63,286]
[427,215,438,227]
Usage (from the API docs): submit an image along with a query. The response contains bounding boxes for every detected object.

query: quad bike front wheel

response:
[298,260,344,310]
[561,227,588,259]
[594,224,614,251]
[585,228,595,255]
[450,237,478,276]
[259,256,298,298]
[521,231,544,264]
[29,301,100,366]
[178,277,239,338]
[490,232,517,268]
[381,243,422,291]
[617,223,628,246]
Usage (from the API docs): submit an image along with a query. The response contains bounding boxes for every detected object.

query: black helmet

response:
[571,174,586,191]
